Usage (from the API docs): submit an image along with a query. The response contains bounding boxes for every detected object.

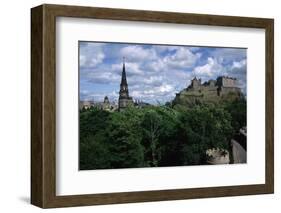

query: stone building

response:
[102,96,118,111]
[118,58,133,110]
[79,100,95,110]
[79,96,118,111]
[217,76,236,88]
[191,77,202,89]
[173,76,243,106]
[103,96,110,110]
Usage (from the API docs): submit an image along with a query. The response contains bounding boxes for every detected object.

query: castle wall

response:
[223,78,236,87]
[217,77,236,88]
[220,87,241,95]
[173,88,219,106]
[173,77,242,107]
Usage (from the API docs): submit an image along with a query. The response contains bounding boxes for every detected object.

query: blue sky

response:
[79,42,246,104]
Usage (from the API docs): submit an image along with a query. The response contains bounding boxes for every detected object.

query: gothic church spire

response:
[118,57,133,110]
[121,57,128,87]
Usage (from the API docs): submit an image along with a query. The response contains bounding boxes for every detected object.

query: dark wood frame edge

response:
[31,4,274,208]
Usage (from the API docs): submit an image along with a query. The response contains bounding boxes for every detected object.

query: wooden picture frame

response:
[31,4,274,208]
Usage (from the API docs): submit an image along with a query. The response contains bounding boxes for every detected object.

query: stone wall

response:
[217,76,237,88]
[231,139,247,163]
[173,77,243,107]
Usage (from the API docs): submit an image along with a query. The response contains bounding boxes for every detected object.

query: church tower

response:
[118,58,133,110]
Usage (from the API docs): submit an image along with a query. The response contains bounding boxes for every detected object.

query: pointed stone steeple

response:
[120,57,128,89]
[119,57,130,99]
[118,57,133,110]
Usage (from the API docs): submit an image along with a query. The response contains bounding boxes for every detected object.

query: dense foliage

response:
[79,99,246,170]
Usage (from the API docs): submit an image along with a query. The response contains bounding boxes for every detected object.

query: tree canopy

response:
[79,99,246,170]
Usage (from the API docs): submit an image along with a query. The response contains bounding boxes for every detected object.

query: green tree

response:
[106,108,145,168]
[79,101,239,169]
[179,105,233,165]
[141,108,162,166]
[223,98,246,131]
[79,134,111,170]
[79,108,111,169]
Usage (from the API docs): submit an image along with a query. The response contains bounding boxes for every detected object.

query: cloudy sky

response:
[79,41,246,104]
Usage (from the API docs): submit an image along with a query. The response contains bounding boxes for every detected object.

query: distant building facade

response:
[118,58,133,110]
[79,96,118,111]
[79,100,95,110]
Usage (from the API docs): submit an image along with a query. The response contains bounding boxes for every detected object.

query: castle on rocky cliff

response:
[173,76,243,106]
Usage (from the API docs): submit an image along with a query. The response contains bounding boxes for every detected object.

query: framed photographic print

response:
[31,4,274,208]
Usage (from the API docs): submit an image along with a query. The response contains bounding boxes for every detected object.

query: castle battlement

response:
[189,76,237,90]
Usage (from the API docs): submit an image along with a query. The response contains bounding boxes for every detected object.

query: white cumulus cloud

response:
[193,57,224,79]
[120,45,157,62]
[163,47,201,69]
[80,43,105,68]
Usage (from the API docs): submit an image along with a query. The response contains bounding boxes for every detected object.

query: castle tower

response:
[118,58,133,110]
[191,77,201,89]
[216,76,237,88]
